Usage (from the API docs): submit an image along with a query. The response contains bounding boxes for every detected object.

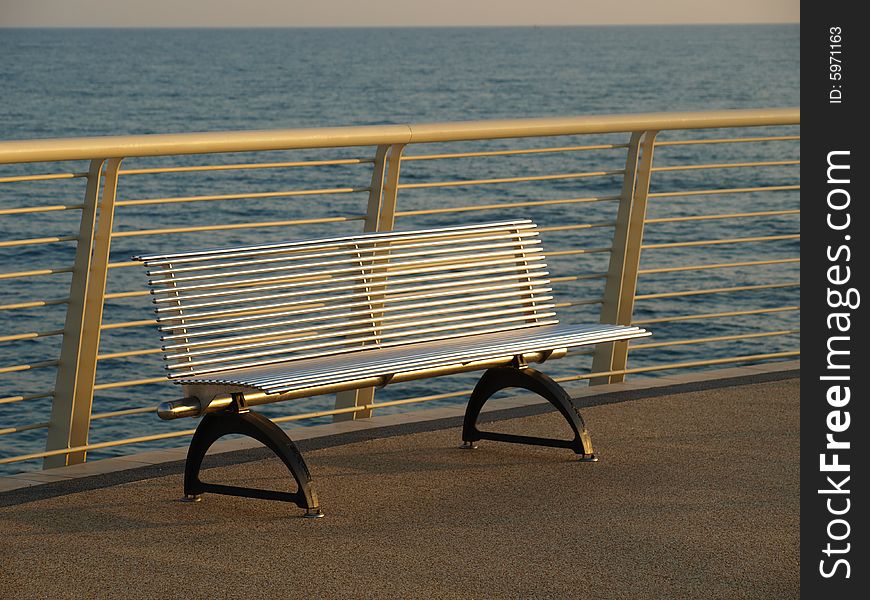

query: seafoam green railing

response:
[0,108,800,469]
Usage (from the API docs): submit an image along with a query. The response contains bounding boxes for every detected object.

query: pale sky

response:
[1,0,799,27]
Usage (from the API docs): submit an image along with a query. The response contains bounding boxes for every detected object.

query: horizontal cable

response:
[0,172,87,183]
[633,305,799,326]
[0,329,64,343]
[649,184,799,199]
[103,290,150,300]
[0,390,54,405]
[271,392,473,424]
[336,389,471,410]
[0,297,69,311]
[538,222,617,233]
[117,157,374,176]
[547,247,611,257]
[115,185,369,207]
[650,159,799,173]
[0,234,78,248]
[0,359,59,375]
[631,329,800,350]
[100,319,156,331]
[554,298,604,308]
[639,257,799,275]
[97,348,162,361]
[549,273,608,283]
[0,421,49,437]
[635,281,799,301]
[0,203,84,216]
[654,135,800,147]
[556,351,800,384]
[0,427,199,464]
[93,376,166,391]
[111,214,366,238]
[0,266,74,281]
[395,194,621,217]
[642,233,799,250]
[645,209,799,224]
[402,142,629,161]
[91,406,158,420]
[397,169,625,190]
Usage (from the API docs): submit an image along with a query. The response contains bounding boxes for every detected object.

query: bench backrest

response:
[135,219,558,379]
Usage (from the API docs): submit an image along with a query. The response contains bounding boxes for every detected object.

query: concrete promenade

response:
[0,364,799,599]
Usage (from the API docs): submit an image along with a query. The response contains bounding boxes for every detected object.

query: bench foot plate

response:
[183,410,321,516]
[462,367,596,458]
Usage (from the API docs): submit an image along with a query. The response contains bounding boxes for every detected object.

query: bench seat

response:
[180,322,649,397]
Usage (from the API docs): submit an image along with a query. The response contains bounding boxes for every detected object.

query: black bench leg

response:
[462,367,597,461]
[183,410,323,517]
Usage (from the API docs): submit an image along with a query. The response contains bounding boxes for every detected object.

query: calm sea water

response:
[0,26,799,472]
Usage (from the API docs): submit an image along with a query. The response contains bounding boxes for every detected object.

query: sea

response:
[0,26,800,472]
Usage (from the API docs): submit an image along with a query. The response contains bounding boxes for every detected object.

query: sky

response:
[1,0,799,27]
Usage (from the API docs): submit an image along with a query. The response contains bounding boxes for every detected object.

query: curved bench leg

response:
[462,367,597,461]
[183,410,323,517]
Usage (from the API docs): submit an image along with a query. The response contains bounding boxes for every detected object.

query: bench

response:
[134,219,650,517]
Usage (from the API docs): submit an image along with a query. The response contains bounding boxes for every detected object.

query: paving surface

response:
[0,377,799,599]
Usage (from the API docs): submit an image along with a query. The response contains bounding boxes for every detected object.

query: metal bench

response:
[134,219,650,517]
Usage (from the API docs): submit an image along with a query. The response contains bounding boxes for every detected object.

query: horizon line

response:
[0,22,800,29]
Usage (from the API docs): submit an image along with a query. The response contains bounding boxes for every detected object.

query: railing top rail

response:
[406,108,799,143]
[0,108,799,165]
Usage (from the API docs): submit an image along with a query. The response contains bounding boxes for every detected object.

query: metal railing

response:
[0,108,800,471]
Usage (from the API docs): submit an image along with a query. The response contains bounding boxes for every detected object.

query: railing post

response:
[44,158,122,467]
[591,131,658,384]
[334,143,405,421]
